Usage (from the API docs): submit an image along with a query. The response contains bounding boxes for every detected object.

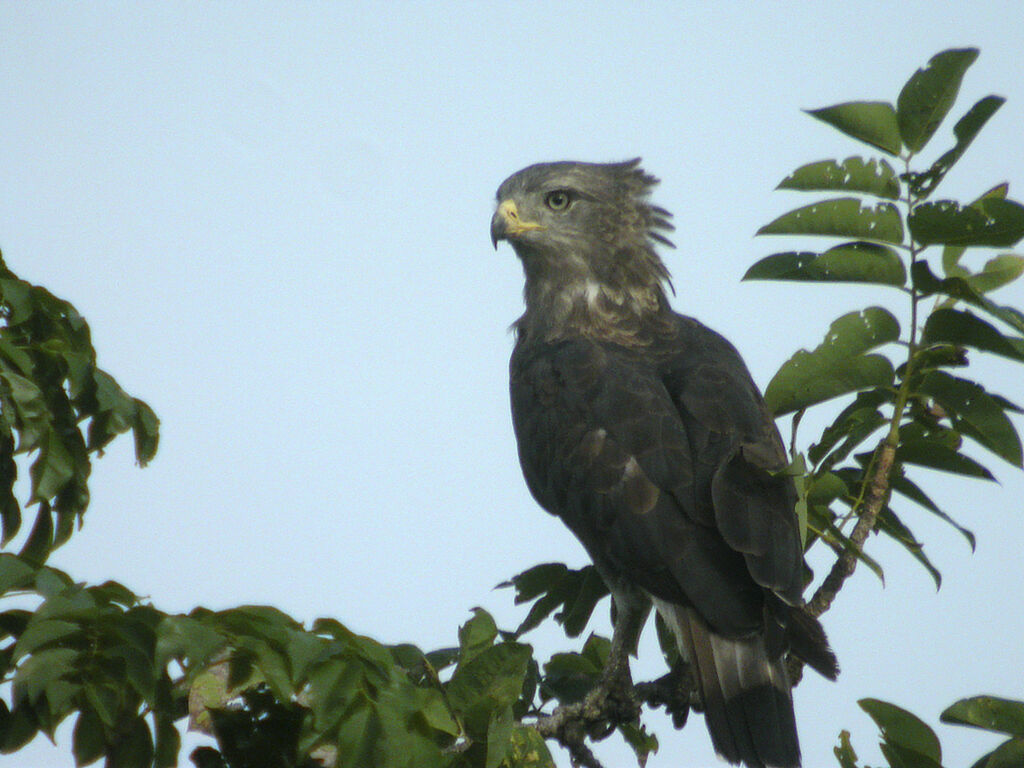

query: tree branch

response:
[805,440,897,618]
[529,666,696,767]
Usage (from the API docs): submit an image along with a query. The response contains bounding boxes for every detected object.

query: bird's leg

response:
[582,592,650,733]
[604,594,649,687]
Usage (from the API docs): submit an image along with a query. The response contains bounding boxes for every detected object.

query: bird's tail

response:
[658,603,799,768]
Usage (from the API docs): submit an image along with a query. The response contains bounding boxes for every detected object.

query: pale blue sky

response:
[2,3,1023,767]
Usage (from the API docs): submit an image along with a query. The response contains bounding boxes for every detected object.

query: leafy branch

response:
[750,48,1024,612]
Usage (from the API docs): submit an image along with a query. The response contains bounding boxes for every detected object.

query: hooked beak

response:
[490,199,544,249]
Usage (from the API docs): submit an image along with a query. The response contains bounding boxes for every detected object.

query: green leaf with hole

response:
[758,198,904,244]
[897,48,979,153]
[907,95,1004,198]
[765,308,899,416]
[778,157,900,199]
[805,101,902,156]
[744,242,906,286]
[909,198,1024,247]
[942,185,1008,276]
[916,371,1022,466]
[941,695,1024,736]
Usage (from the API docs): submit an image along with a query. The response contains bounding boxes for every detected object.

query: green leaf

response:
[618,721,659,764]
[504,726,556,768]
[758,198,904,244]
[29,429,75,504]
[941,695,1024,737]
[805,101,902,156]
[153,714,180,768]
[875,508,941,589]
[790,454,809,547]
[446,642,532,738]
[0,372,50,452]
[12,619,81,661]
[765,308,899,416]
[0,554,37,595]
[558,566,609,637]
[981,737,1024,768]
[502,563,609,639]
[132,400,160,467]
[1,700,40,753]
[500,563,570,602]
[890,474,975,550]
[907,95,1005,198]
[897,439,995,480]
[744,242,906,287]
[808,389,891,468]
[909,198,1024,247]
[333,699,379,766]
[777,157,900,199]
[913,262,1024,338]
[72,706,106,767]
[542,646,604,705]
[485,706,514,768]
[897,47,979,153]
[922,309,1024,362]
[968,254,1024,294]
[834,730,859,768]
[18,504,53,566]
[942,185,1009,277]
[459,608,498,664]
[916,371,1022,466]
[806,472,847,505]
[859,698,942,763]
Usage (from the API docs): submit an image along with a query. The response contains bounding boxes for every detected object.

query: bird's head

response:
[491,159,676,340]
[492,159,674,286]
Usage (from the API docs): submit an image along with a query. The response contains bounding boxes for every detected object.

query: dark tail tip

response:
[717,684,800,768]
[787,609,839,681]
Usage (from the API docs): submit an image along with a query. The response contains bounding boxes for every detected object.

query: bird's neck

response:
[517,275,670,345]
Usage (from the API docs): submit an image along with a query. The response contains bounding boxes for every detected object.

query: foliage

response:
[746,47,1024,596]
[0,47,1021,768]
[835,695,1024,768]
[0,256,158,562]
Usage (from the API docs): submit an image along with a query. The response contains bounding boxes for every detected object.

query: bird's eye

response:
[544,190,572,211]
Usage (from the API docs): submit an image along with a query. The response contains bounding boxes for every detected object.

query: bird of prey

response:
[491,159,837,768]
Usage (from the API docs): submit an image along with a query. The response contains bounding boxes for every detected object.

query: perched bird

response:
[491,159,838,768]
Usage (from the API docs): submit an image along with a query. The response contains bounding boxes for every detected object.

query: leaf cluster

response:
[0,547,560,768]
[748,48,1024,590]
[0,252,159,563]
[835,695,1024,768]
